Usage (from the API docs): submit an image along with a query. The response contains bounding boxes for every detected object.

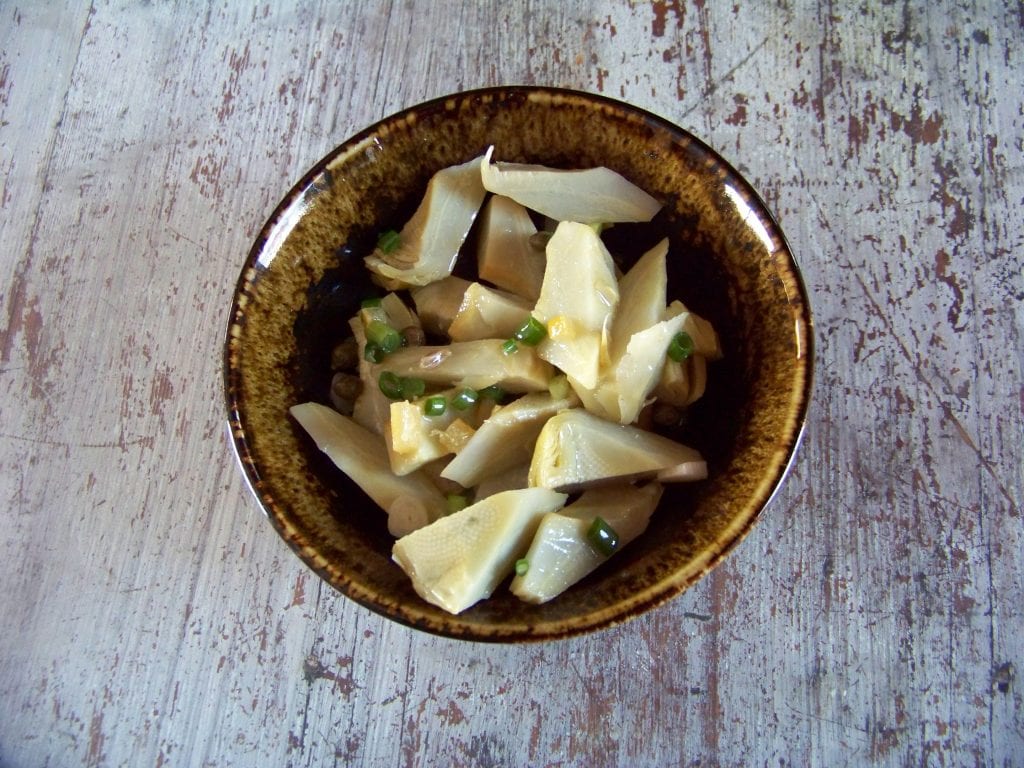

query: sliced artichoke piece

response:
[510,483,663,604]
[532,222,619,389]
[410,276,471,336]
[380,340,553,392]
[476,195,546,301]
[365,155,487,288]
[447,282,533,342]
[289,402,446,536]
[529,408,706,491]
[609,238,668,361]
[392,488,568,614]
[440,390,578,488]
[479,146,661,224]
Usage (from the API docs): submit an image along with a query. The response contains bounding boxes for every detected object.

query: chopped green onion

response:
[360,296,382,309]
[451,387,479,411]
[548,374,570,400]
[378,371,404,399]
[376,229,401,254]
[423,395,447,417]
[513,315,547,346]
[586,516,620,557]
[667,331,694,362]
[501,338,519,355]
[363,342,384,363]
[478,385,506,402]
[366,320,402,354]
[514,558,529,576]
[445,493,469,515]
[401,376,426,400]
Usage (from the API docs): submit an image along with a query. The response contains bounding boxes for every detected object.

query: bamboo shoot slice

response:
[511,483,663,604]
[447,282,533,342]
[533,222,619,389]
[349,316,391,435]
[365,155,487,288]
[440,391,578,487]
[529,408,706,490]
[597,313,686,424]
[609,239,668,361]
[665,300,722,360]
[289,402,446,536]
[392,488,568,614]
[479,146,661,224]
[477,195,546,301]
[380,340,552,392]
[410,276,471,336]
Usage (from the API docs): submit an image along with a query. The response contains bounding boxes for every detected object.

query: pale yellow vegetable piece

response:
[447,282,533,342]
[386,388,490,475]
[510,483,663,604]
[289,402,446,537]
[348,316,391,435]
[380,340,552,392]
[473,463,531,500]
[593,313,687,424]
[365,155,487,288]
[410,276,471,336]
[440,391,578,488]
[476,195,545,301]
[529,408,706,491]
[432,418,477,455]
[380,292,421,331]
[609,238,668,361]
[665,300,722,360]
[532,222,619,389]
[479,146,661,224]
[392,488,568,614]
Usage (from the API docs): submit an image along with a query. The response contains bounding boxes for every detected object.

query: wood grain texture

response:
[0,1,1020,765]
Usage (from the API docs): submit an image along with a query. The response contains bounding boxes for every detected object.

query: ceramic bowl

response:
[224,86,813,641]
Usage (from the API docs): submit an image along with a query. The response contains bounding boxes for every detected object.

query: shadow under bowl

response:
[225,86,813,642]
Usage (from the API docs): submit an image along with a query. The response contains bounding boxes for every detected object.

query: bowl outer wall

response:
[224,86,813,641]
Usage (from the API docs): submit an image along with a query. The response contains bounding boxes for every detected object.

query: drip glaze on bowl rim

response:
[224,86,814,642]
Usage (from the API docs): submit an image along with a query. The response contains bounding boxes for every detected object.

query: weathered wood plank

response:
[0,1,1020,766]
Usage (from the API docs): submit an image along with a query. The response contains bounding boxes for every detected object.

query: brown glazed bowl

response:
[225,87,813,642]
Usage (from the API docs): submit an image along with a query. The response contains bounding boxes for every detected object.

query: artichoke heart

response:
[365,155,487,288]
[477,195,545,301]
[479,146,661,224]
[392,488,568,614]
[533,221,619,389]
[510,483,663,604]
[529,408,706,491]
[380,339,553,392]
[441,390,579,488]
[289,402,446,536]
[447,282,533,342]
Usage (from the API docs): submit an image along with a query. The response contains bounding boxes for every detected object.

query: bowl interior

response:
[225,87,812,641]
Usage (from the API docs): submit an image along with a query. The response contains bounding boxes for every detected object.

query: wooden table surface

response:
[2,2,1021,765]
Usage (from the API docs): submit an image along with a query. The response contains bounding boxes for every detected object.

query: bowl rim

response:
[224,85,815,642]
